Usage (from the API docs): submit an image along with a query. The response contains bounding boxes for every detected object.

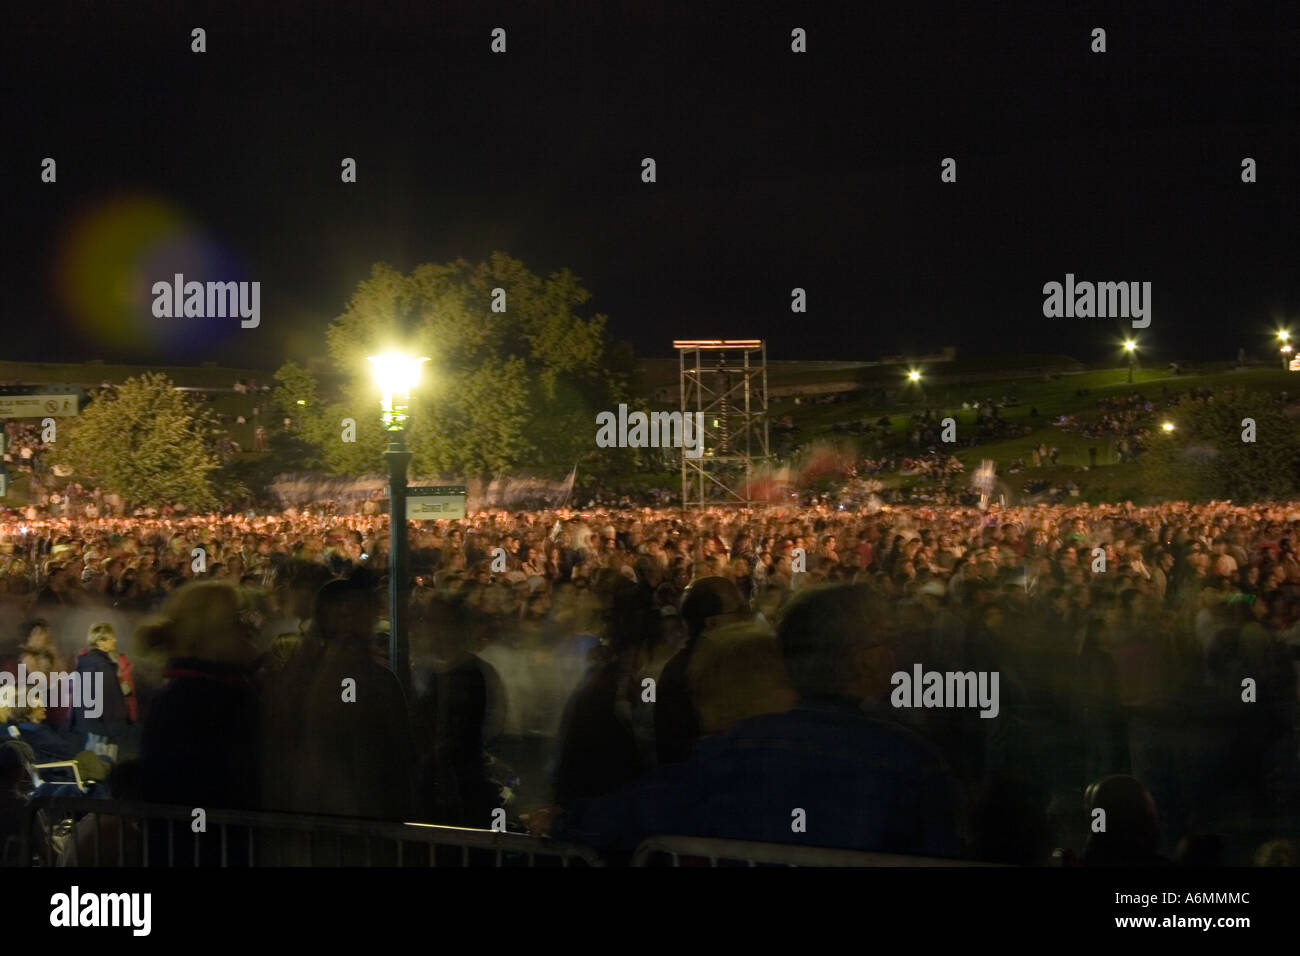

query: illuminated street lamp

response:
[368,351,429,694]
[1279,330,1293,371]
[369,352,429,430]
[1122,339,1138,384]
[1161,421,1175,433]
[905,368,925,405]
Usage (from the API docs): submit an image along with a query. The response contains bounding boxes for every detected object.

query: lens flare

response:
[53,194,248,356]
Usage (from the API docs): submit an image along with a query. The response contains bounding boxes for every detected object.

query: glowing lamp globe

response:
[368,352,429,430]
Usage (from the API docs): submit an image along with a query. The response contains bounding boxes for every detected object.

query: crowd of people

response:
[2,380,269,522]
[1052,386,1289,466]
[2,422,48,476]
[0,497,1298,865]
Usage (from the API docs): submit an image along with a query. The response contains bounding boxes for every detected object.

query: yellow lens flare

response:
[55,195,189,346]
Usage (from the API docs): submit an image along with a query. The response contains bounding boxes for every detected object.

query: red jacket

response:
[75,648,138,723]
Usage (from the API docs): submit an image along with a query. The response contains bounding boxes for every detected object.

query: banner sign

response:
[0,385,88,418]
[405,485,467,519]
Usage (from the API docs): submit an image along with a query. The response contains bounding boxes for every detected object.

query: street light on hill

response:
[368,351,429,695]
[905,368,925,405]
[1122,339,1138,384]
[1278,329,1292,370]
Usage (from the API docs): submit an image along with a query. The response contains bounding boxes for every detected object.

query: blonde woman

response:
[70,623,131,761]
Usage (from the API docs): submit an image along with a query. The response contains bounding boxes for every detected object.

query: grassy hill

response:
[1,357,1293,506]
[786,364,1293,502]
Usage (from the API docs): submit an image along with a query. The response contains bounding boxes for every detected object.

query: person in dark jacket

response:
[0,740,55,865]
[3,690,109,797]
[136,580,265,866]
[552,574,658,805]
[1,619,72,728]
[545,584,963,860]
[1081,775,1170,866]
[653,577,750,766]
[136,581,263,811]
[264,571,415,824]
[413,595,506,828]
[70,623,130,759]
[5,692,80,764]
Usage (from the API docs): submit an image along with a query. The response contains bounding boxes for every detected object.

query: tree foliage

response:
[1141,388,1300,501]
[53,372,223,511]
[275,254,623,477]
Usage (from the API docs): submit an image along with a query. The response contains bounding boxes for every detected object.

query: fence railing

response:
[12,797,995,868]
[631,835,992,867]
[16,797,603,867]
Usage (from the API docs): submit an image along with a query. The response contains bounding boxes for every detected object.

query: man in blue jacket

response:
[546,584,963,859]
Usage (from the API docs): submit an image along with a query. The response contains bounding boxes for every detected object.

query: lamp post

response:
[1279,330,1292,371]
[368,352,429,695]
[907,368,924,403]
[1122,339,1137,384]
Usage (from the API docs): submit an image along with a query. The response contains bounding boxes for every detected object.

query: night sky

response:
[4,0,1298,369]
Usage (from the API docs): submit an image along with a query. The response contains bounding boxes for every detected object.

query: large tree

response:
[1141,388,1300,501]
[52,372,223,511]
[276,254,623,478]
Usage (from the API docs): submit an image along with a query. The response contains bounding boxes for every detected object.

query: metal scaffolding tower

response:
[674,339,770,509]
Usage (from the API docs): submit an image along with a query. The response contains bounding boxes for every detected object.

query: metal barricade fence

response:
[13,797,999,868]
[630,835,996,867]
[17,797,604,867]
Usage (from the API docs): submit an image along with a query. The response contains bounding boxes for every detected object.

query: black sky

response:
[3,0,1298,369]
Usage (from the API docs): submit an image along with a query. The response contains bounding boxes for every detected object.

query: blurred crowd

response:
[2,498,1299,865]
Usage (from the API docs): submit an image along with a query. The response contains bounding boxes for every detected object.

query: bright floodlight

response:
[1122,340,1137,352]
[907,369,921,383]
[1161,421,1175,432]
[1278,329,1290,341]
[369,352,429,430]
[369,352,428,393]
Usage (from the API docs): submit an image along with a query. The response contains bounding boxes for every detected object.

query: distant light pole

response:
[906,367,924,403]
[1122,339,1138,384]
[368,352,429,695]
[1279,330,1292,371]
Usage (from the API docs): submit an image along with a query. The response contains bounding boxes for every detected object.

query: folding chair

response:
[32,760,87,794]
